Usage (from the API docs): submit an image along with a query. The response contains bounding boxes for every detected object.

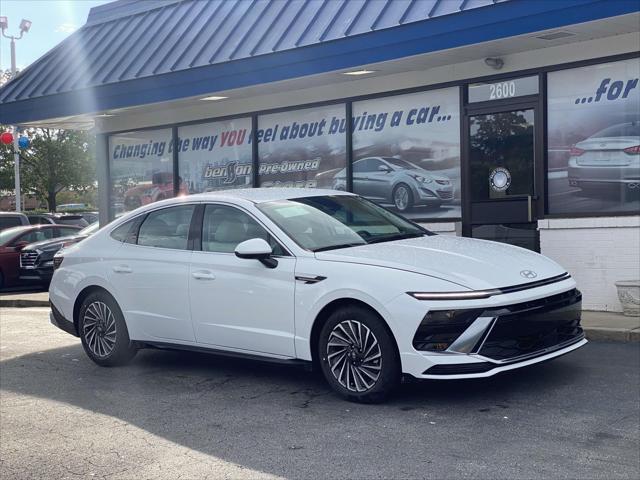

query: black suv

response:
[27,213,89,228]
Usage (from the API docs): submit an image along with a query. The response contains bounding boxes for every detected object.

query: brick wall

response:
[538,217,640,312]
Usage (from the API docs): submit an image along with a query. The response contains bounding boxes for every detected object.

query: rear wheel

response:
[78,291,137,367]
[318,306,400,403]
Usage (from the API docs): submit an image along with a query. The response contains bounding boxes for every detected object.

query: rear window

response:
[593,122,640,138]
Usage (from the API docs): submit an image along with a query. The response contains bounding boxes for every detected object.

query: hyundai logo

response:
[520,270,537,279]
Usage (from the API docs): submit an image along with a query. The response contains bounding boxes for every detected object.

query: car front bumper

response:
[388,277,586,379]
[19,267,53,284]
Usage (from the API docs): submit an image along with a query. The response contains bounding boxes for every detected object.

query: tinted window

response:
[201,205,285,255]
[0,217,23,228]
[14,229,54,245]
[137,205,195,250]
[110,218,139,243]
[353,159,371,173]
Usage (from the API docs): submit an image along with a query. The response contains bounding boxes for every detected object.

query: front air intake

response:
[412,309,481,352]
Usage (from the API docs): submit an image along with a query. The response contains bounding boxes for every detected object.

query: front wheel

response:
[318,306,400,403]
[78,292,137,367]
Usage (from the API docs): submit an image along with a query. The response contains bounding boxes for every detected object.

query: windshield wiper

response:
[312,243,366,252]
[366,232,425,244]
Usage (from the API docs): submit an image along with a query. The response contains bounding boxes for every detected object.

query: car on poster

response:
[123,172,188,209]
[49,188,585,403]
[333,156,454,212]
[567,121,640,193]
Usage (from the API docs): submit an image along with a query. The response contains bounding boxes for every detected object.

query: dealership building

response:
[0,0,638,311]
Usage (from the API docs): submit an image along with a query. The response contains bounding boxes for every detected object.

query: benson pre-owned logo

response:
[520,270,537,279]
[489,167,511,192]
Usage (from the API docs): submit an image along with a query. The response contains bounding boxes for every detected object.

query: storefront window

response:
[352,87,461,220]
[257,104,346,189]
[109,128,173,216]
[178,117,252,194]
[547,58,640,215]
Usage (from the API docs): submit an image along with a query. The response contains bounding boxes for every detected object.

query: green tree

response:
[0,127,96,211]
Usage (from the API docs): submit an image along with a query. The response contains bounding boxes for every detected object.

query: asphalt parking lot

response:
[1,307,639,479]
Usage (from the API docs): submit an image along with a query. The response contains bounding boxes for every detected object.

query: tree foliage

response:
[0,127,96,211]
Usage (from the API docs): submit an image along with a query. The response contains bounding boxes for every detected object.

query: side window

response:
[110,217,140,243]
[137,205,195,250]
[353,159,369,173]
[202,205,286,256]
[368,159,384,171]
[0,217,22,228]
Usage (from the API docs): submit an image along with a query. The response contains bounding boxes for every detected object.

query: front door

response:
[189,203,296,357]
[465,106,539,251]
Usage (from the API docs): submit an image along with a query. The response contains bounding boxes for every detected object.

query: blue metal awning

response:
[1,0,638,124]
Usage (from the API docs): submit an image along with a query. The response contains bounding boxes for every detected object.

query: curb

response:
[0,299,50,308]
[584,327,639,343]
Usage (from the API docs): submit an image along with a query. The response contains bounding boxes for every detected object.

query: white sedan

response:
[49,189,585,403]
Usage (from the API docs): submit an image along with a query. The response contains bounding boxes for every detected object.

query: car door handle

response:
[192,270,216,280]
[112,265,132,274]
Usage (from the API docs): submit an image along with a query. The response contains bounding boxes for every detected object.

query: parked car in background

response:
[20,222,99,286]
[27,213,90,228]
[0,224,82,289]
[568,121,640,193]
[49,189,584,403]
[79,212,99,224]
[333,157,454,212]
[0,212,30,231]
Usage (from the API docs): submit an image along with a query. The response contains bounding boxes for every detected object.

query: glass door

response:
[466,107,539,251]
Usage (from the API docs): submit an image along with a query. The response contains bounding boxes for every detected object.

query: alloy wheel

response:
[326,320,382,393]
[394,185,410,211]
[82,301,117,358]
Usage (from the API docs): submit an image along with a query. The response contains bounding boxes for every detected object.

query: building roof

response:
[1,0,638,125]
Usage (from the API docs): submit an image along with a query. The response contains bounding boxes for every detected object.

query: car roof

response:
[0,212,28,217]
[190,188,355,204]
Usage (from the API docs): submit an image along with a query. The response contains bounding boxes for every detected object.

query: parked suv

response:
[27,213,89,228]
[0,212,29,231]
[20,222,98,286]
[333,157,454,212]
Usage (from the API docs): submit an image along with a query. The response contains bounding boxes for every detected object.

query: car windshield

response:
[258,195,429,252]
[382,157,418,169]
[0,226,26,245]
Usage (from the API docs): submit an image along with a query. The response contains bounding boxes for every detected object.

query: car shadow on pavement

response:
[0,341,606,478]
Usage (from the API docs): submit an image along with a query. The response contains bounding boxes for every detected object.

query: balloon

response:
[18,136,30,149]
[0,132,13,145]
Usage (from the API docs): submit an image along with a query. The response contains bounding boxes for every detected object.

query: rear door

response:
[108,204,196,342]
[189,203,296,357]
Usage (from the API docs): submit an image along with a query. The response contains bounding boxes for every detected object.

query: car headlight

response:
[411,174,432,184]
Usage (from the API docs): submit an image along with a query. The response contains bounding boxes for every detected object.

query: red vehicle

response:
[0,224,82,289]
[124,173,189,210]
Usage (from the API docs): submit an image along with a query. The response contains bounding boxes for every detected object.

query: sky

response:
[0,0,112,72]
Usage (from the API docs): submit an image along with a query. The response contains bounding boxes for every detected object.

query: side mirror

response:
[378,165,392,173]
[13,241,29,251]
[235,238,277,268]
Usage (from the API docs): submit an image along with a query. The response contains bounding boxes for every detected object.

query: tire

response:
[318,305,400,403]
[78,291,137,367]
[392,183,414,212]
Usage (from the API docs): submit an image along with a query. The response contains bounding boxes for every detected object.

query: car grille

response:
[477,289,583,362]
[436,190,454,200]
[20,251,39,268]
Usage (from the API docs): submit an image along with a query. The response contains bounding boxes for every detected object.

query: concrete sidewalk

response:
[1,291,638,342]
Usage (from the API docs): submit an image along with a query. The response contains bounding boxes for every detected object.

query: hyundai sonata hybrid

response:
[49,189,585,403]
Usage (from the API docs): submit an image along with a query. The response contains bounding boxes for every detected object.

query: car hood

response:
[314,235,565,290]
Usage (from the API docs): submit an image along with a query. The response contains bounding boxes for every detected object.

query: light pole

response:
[1,16,32,212]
